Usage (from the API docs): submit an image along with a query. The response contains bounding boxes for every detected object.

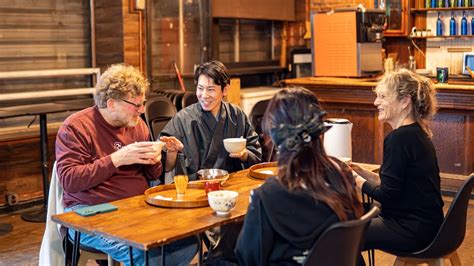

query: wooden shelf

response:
[412,7,474,12]
[410,35,474,39]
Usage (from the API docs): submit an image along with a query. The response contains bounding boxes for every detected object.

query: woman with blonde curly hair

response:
[352,69,444,264]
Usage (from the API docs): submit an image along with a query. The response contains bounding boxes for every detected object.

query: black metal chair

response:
[154,89,188,111]
[172,91,185,111]
[63,234,116,266]
[362,192,376,266]
[249,99,275,162]
[144,96,177,141]
[181,92,198,109]
[303,204,380,266]
[383,173,474,266]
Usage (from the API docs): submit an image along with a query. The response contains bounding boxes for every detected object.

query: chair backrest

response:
[172,91,185,111]
[303,205,380,266]
[249,99,269,131]
[249,99,275,161]
[144,96,177,140]
[181,92,198,108]
[39,161,64,265]
[411,174,474,258]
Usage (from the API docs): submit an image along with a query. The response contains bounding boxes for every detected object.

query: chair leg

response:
[393,257,407,266]
[394,257,424,266]
[427,258,445,266]
[107,255,114,266]
[367,249,375,266]
[77,250,108,266]
[447,251,461,266]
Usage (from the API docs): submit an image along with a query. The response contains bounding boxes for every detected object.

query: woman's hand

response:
[349,162,380,184]
[354,174,367,189]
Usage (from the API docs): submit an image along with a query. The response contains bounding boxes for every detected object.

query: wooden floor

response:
[0,197,473,266]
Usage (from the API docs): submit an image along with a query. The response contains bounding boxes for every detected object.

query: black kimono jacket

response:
[235,177,341,265]
[160,101,262,180]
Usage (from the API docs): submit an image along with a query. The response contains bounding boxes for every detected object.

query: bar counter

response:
[282,77,474,177]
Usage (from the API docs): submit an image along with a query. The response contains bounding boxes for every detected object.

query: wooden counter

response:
[282,77,474,176]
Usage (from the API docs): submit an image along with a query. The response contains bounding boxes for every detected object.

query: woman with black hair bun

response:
[235,87,363,265]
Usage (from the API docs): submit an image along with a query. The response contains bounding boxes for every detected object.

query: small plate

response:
[248,162,278,180]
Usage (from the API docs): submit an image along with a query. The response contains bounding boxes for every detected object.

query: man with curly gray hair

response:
[55,64,197,265]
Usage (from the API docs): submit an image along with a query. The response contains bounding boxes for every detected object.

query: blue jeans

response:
[65,205,198,266]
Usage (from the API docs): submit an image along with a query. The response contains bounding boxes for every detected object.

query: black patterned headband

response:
[270,104,331,152]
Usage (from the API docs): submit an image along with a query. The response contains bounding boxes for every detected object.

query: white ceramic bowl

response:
[223,138,246,153]
[207,190,239,216]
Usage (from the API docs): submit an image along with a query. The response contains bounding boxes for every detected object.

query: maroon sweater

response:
[56,106,162,208]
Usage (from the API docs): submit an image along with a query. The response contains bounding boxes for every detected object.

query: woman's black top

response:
[235,177,341,265]
[362,122,444,246]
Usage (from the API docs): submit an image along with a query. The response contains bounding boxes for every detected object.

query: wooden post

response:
[225,78,241,106]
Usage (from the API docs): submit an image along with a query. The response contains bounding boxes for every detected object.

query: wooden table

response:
[52,169,264,265]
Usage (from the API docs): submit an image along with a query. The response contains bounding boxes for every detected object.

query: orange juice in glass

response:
[174,175,189,195]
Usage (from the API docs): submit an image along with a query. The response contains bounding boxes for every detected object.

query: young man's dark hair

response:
[193,60,230,91]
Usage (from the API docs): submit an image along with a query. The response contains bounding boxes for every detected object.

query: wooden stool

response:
[393,251,461,266]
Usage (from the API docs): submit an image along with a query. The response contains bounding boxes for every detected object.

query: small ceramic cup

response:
[204,180,221,195]
[207,190,239,216]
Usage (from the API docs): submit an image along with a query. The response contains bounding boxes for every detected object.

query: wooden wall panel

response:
[0,133,56,206]
[212,0,295,21]
[0,1,91,109]
[466,116,474,173]
[0,0,147,209]
[310,0,374,10]
[122,0,145,71]
[0,2,90,73]
[94,0,124,70]
[432,114,467,173]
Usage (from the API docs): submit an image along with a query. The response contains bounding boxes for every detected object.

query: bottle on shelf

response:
[438,0,444,7]
[437,12,444,36]
[461,11,468,35]
[450,11,457,36]
[432,0,437,8]
[450,0,455,7]
[471,16,474,35]
[458,0,464,7]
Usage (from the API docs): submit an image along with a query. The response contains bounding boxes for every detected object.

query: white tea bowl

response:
[223,138,246,153]
[207,190,239,216]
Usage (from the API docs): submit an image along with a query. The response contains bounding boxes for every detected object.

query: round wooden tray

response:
[248,162,278,180]
[144,183,208,208]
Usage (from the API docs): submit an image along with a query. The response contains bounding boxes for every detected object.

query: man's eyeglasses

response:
[120,98,146,109]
